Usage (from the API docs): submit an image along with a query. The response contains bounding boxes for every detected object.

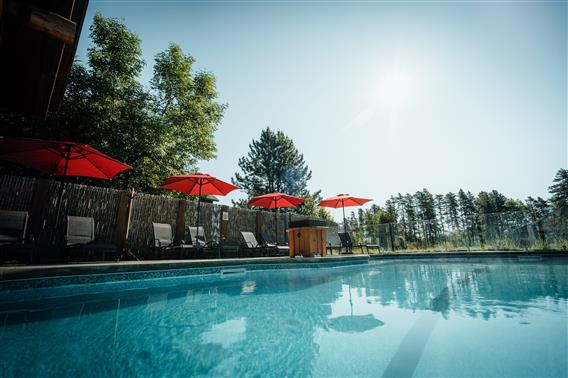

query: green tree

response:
[232,127,330,219]
[458,189,478,244]
[549,168,568,216]
[50,14,162,189]
[233,127,312,197]
[526,196,551,222]
[435,194,446,237]
[5,14,225,191]
[296,190,333,220]
[415,189,438,246]
[445,192,461,230]
[383,199,398,224]
[403,193,418,242]
[152,43,226,169]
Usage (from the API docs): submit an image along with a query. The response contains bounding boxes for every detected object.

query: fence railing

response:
[0,174,333,256]
[338,212,568,253]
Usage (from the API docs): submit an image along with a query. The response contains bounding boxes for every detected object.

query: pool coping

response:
[0,251,566,292]
[0,255,369,288]
[369,250,568,260]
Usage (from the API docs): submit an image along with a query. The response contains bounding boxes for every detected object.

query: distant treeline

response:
[345,168,567,246]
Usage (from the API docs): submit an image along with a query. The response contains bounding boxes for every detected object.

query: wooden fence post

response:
[113,190,134,250]
[28,178,50,241]
[255,211,261,240]
[175,199,187,244]
[220,205,229,243]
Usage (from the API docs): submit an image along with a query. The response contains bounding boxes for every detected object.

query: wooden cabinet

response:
[287,226,327,257]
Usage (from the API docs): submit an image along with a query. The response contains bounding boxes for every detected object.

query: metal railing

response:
[335,212,568,253]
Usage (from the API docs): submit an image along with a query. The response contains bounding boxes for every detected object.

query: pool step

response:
[517,255,543,262]
[220,268,247,277]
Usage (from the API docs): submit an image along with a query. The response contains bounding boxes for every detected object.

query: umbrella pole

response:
[196,182,202,246]
[274,206,278,245]
[54,145,71,244]
[342,203,347,233]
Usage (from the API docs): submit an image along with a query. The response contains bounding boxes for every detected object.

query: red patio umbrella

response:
[160,173,239,243]
[248,192,305,244]
[0,137,132,230]
[0,137,132,178]
[318,194,372,232]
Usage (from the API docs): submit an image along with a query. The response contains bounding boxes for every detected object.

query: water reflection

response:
[202,317,246,348]
[0,259,566,377]
[327,314,384,333]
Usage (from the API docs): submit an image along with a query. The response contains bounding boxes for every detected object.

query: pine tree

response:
[458,189,477,243]
[232,127,330,219]
[526,196,551,222]
[435,194,446,237]
[549,168,568,216]
[444,192,461,231]
[415,189,438,246]
[403,194,418,242]
[396,193,408,240]
[233,127,312,197]
[384,198,398,223]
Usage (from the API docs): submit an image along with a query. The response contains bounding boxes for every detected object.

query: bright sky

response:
[77,1,567,221]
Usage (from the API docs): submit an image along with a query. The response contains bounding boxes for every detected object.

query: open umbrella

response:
[248,192,304,244]
[318,194,372,232]
[160,173,239,243]
[0,137,132,229]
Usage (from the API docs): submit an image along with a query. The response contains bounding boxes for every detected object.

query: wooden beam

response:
[28,5,76,45]
[49,0,89,112]
[6,2,76,45]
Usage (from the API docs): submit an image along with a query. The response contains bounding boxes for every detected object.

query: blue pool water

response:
[1,258,567,377]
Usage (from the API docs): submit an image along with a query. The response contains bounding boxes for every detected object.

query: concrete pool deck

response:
[0,251,566,291]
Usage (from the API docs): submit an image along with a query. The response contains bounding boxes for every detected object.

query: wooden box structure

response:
[287,220,328,257]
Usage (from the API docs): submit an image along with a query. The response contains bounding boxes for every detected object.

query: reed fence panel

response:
[226,207,257,245]
[0,175,36,211]
[0,174,332,256]
[128,193,179,251]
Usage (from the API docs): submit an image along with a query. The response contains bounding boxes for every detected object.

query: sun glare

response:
[373,69,413,110]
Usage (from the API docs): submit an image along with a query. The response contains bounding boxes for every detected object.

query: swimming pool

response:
[1,258,567,377]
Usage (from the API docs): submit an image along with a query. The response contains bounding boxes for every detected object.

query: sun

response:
[373,68,413,110]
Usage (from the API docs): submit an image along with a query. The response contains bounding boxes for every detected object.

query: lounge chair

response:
[0,210,28,246]
[66,215,95,246]
[240,231,269,257]
[338,232,368,254]
[187,226,221,259]
[260,233,289,256]
[151,222,192,259]
[326,232,342,255]
[66,216,117,261]
[0,210,33,263]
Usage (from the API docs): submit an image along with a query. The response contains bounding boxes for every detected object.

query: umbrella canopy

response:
[160,173,238,196]
[248,192,305,209]
[0,137,132,179]
[0,137,131,242]
[160,174,238,246]
[248,192,305,245]
[318,194,372,208]
[318,194,372,232]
